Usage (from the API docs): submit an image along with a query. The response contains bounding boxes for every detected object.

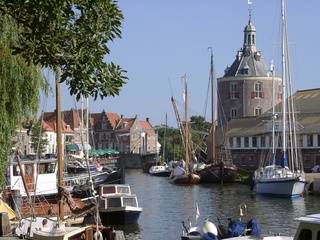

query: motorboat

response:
[149,163,171,177]
[98,184,142,225]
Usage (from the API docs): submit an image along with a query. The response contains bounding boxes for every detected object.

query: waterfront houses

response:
[17,108,159,159]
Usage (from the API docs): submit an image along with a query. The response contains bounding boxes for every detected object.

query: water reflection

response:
[120,170,320,240]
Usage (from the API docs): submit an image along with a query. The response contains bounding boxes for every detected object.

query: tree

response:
[30,121,49,157]
[0,0,127,100]
[0,16,46,186]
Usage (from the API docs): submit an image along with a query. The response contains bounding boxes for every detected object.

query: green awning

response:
[65,144,79,152]
[89,148,119,157]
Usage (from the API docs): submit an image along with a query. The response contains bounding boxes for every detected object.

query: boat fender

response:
[94,231,103,240]
[202,220,218,236]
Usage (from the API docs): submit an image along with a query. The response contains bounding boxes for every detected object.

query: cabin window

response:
[252,137,257,148]
[229,83,239,99]
[38,163,55,174]
[297,229,312,240]
[103,186,116,195]
[260,136,265,147]
[107,198,122,208]
[117,186,130,194]
[244,137,249,148]
[13,166,21,176]
[317,230,320,240]
[25,164,33,176]
[236,137,241,148]
[318,135,320,146]
[307,135,313,147]
[123,197,137,207]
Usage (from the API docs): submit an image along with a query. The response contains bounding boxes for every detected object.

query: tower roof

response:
[223,18,268,78]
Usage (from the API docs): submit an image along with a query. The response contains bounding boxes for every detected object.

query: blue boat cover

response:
[227,220,246,237]
[246,218,261,236]
[227,218,261,237]
[202,232,219,240]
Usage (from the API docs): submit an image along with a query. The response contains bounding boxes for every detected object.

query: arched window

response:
[254,107,262,116]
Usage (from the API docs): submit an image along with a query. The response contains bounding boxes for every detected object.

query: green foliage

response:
[0,16,45,186]
[1,0,127,100]
[30,121,49,157]
[157,127,182,162]
[190,115,210,152]
[156,115,210,162]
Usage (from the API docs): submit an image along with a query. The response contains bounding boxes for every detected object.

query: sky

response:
[42,0,320,127]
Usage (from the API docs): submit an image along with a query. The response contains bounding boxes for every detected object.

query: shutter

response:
[251,92,255,99]
[261,92,265,98]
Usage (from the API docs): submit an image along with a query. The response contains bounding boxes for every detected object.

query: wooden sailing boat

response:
[196,49,238,184]
[170,75,200,184]
[253,0,305,197]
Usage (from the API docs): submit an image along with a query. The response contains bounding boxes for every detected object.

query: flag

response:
[248,0,253,5]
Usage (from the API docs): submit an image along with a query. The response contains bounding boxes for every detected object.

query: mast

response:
[271,61,276,166]
[209,48,216,164]
[281,0,287,166]
[182,74,189,174]
[162,113,167,164]
[55,66,64,221]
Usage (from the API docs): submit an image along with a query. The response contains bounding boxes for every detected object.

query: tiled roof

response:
[106,112,120,129]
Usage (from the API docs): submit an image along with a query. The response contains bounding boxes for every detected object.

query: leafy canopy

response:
[1,0,127,100]
[0,15,45,186]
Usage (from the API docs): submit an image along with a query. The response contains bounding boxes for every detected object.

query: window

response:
[252,82,264,98]
[317,230,320,240]
[230,108,237,119]
[244,137,249,148]
[236,137,241,148]
[230,83,239,99]
[297,229,312,240]
[123,197,137,207]
[260,136,265,147]
[229,137,233,148]
[107,198,122,208]
[307,135,313,147]
[252,137,257,148]
[254,107,262,116]
[252,35,255,44]
[318,134,320,147]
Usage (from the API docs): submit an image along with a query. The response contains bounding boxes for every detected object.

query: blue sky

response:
[42,0,320,127]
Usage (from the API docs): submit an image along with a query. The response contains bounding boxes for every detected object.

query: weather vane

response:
[248,0,253,21]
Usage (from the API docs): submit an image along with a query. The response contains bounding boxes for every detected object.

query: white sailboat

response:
[253,0,305,197]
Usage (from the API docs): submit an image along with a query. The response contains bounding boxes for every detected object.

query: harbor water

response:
[119,169,320,240]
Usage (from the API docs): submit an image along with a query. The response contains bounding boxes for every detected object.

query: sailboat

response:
[196,49,238,184]
[170,75,200,184]
[149,114,171,177]
[253,0,305,197]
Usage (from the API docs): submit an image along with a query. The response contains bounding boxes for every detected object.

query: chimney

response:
[120,114,123,118]
[146,117,149,122]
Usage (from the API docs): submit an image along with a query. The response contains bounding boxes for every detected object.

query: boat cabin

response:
[99,194,139,210]
[294,214,320,240]
[99,184,131,197]
[8,157,58,197]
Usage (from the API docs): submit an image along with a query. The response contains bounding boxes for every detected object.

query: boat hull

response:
[100,209,141,225]
[150,171,171,177]
[171,173,200,185]
[254,178,305,197]
[197,163,238,183]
